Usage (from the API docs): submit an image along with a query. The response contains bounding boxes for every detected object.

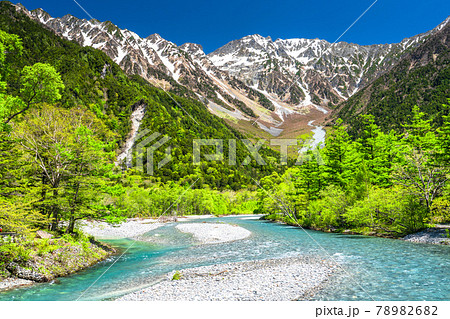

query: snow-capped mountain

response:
[17,5,271,123]
[208,17,449,104]
[13,3,450,135]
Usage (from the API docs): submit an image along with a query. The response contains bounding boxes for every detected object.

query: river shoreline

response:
[0,216,252,293]
[2,215,448,300]
[403,227,450,245]
[262,215,450,245]
[0,238,116,292]
[78,215,251,240]
[117,256,339,301]
[77,218,164,239]
[0,278,35,292]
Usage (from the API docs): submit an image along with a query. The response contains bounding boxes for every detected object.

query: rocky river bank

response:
[403,227,450,245]
[0,237,116,292]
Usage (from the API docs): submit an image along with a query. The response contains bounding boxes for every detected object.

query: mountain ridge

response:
[335,17,450,134]
[11,2,450,138]
[0,1,284,188]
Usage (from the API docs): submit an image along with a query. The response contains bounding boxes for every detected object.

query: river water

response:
[299,120,326,153]
[1,216,449,301]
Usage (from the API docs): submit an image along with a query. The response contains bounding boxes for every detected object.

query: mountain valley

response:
[16,3,449,140]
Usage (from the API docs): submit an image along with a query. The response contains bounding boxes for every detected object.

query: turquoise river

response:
[0,216,449,301]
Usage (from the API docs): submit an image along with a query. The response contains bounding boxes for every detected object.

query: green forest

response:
[0,0,449,267]
[0,2,282,238]
[259,110,450,236]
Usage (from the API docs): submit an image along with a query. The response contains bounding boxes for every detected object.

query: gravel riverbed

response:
[77,219,163,239]
[176,223,251,244]
[0,278,34,292]
[117,256,339,301]
[403,228,450,245]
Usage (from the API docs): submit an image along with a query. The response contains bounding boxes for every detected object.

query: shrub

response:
[172,271,182,280]
[430,198,450,224]
[344,186,427,235]
[308,185,349,229]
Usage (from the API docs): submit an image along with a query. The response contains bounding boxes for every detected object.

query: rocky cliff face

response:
[16,5,271,125]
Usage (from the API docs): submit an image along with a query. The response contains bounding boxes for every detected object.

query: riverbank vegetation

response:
[259,110,450,237]
[0,8,265,281]
[0,231,114,283]
[1,0,449,287]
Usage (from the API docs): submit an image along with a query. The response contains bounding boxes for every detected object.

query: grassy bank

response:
[0,231,115,288]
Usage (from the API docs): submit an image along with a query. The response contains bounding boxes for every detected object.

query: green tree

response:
[357,115,400,186]
[345,186,426,235]
[322,119,360,188]
[0,29,23,131]
[393,149,447,214]
[293,152,324,201]
[62,125,114,233]
[3,63,64,125]
[436,103,450,167]
[0,29,23,88]
[403,105,437,152]
[308,185,348,229]
[256,170,309,224]
[0,198,47,235]
[14,105,114,232]
[393,106,447,214]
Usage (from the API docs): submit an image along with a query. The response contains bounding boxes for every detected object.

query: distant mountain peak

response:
[179,42,204,55]
[436,15,450,31]
[146,33,163,41]
[336,18,450,133]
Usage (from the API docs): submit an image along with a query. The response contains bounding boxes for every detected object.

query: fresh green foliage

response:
[106,176,258,218]
[345,186,426,235]
[0,199,48,235]
[260,108,450,236]
[0,232,109,278]
[13,105,115,232]
[0,241,31,266]
[172,271,182,280]
[430,197,450,224]
[308,185,349,229]
[0,27,22,84]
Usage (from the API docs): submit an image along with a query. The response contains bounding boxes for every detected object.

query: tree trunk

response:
[66,182,81,233]
[50,188,59,231]
[66,216,75,234]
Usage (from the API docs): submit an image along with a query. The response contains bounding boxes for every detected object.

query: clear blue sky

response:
[16,0,450,53]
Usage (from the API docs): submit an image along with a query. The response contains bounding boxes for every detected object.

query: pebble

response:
[0,277,34,291]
